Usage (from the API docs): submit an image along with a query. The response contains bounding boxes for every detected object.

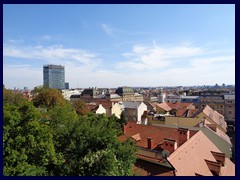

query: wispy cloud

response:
[7,38,24,44]
[117,42,204,71]
[101,23,151,38]
[41,35,51,40]
[3,44,101,66]
[3,40,235,89]
[101,24,115,37]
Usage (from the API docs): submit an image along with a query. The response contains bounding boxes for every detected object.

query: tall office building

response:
[43,64,65,89]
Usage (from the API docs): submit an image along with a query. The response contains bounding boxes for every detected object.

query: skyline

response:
[3,4,235,89]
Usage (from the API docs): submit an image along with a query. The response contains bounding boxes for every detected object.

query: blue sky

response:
[3,4,235,89]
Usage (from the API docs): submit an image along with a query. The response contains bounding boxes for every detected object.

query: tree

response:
[32,88,65,108]
[4,88,137,176]
[3,99,63,176]
[72,100,90,116]
[3,88,27,106]
[52,113,137,176]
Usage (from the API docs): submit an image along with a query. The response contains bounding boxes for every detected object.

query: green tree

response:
[32,88,65,108]
[52,113,136,176]
[3,99,63,176]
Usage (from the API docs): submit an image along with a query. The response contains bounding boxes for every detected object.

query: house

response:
[165,105,227,134]
[191,105,227,133]
[120,101,147,124]
[85,101,122,118]
[155,102,195,116]
[118,122,235,176]
[167,130,235,176]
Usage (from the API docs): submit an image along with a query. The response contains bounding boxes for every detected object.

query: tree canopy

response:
[3,88,137,176]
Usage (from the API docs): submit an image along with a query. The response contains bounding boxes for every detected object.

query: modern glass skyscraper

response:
[43,65,65,89]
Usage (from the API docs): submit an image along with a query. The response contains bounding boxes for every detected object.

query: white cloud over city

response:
[3,40,235,89]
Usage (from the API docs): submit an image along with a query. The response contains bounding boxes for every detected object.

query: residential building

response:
[115,86,144,102]
[167,130,235,176]
[119,122,235,176]
[120,101,147,124]
[181,96,200,104]
[85,101,122,118]
[198,95,225,115]
[224,95,235,123]
[43,64,65,90]
[164,93,181,103]
[165,105,227,134]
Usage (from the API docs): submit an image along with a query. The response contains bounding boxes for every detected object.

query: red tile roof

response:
[202,105,227,131]
[167,130,235,176]
[156,102,172,111]
[166,102,194,110]
[119,121,197,150]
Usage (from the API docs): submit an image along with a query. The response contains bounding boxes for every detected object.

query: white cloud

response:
[41,35,51,40]
[101,24,114,36]
[3,44,101,66]
[7,39,24,43]
[118,43,204,71]
[3,41,235,89]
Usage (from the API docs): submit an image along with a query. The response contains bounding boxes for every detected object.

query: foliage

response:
[3,97,63,176]
[72,100,90,116]
[3,89,137,176]
[3,88,27,106]
[32,88,65,108]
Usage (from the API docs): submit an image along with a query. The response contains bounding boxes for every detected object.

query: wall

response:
[96,104,106,114]
[137,148,163,160]
[111,103,122,118]
[138,102,147,123]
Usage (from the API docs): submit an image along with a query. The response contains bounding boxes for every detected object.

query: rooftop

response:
[167,131,235,176]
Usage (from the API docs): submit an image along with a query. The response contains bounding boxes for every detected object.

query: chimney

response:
[211,151,226,166]
[163,138,177,154]
[147,137,153,149]
[178,128,190,146]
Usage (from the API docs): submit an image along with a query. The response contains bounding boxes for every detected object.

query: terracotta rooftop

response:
[156,102,172,112]
[167,130,235,176]
[119,121,197,150]
[166,102,194,110]
[202,105,227,131]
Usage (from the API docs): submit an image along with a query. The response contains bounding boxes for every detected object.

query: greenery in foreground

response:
[3,88,136,176]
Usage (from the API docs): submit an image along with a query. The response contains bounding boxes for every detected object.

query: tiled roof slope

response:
[203,105,227,131]
[166,102,194,110]
[119,121,197,149]
[167,131,235,176]
[156,102,172,111]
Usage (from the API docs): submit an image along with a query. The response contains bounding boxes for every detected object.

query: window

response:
[229,111,232,114]
[165,143,168,146]
[170,144,173,147]
[229,106,232,108]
